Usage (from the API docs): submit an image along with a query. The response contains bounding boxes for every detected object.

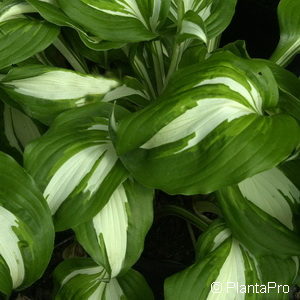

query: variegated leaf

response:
[165,220,299,300]
[217,161,300,257]
[53,258,154,300]
[0,0,36,22]
[271,0,300,66]
[0,65,120,125]
[0,18,59,70]
[102,76,150,108]
[170,0,237,43]
[129,41,167,98]
[26,0,126,51]
[24,103,130,231]
[74,179,154,278]
[178,10,207,44]
[57,0,171,42]
[113,52,300,194]
[0,151,54,296]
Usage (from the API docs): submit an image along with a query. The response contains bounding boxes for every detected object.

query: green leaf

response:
[170,0,237,40]
[57,0,170,43]
[203,0,237,39]
[53,258,154,300]
[26,0,126,51]
[0,0,36,22]
[102,76,150,108]
[263,59,300,123]
[0,65,120,125]
[257,256,299,300]
[129,42,166,99]
[0,18,59,70]
[1,103,41,154]
[217,164,300,257]
[178,10,207,44]
[74,179,154,278]
[0,256,12,296]
[278,93,300,125]
[178,40,207,68]
[264,59,300,100]
[0,151,54,295]
[52,36,89,73]
[113,53,300,194]
[222,40,251,59]
[165,220,299,300]
[24,103,130,231]
[271,0,300,66]
[165,221,261,300]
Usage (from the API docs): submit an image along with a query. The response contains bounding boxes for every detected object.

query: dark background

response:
[221,0,300,75]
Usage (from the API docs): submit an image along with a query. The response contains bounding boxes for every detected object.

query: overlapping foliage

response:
[0,0,299,299]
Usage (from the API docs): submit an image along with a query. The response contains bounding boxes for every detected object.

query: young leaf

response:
[129,42,165,98]
[57,0,170,43]
[0,65,120,125]
[24,103,130,231]
[164,220,299,300]
[74,179,154,278]
[0,151,54,295]
[0,0,36,22]
[170,0,237,41]
[0,18,59,70]
[53,258,154,300]
[217,163,300,257]
[164,221,261,300]
[271,0,300,66]
[113,53,300,194]
[178,10,207,44]
[102,76,150,108]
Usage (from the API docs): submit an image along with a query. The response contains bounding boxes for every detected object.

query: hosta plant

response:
[0,0,300,299]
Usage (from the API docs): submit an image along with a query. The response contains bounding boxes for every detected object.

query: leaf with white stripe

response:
[0,18,59,70]
[57,0,171,43]
[165,221,261,300]
[24,102,130,231]
[0,0,36,22]
[170,0,237,41]
[26,0,126,51]
[0,151,54,296]
[165,220,299,300]
[271,0,300,66]
[178,10,207,44]
[0,65,120,125]
[113,53,300,194]
[53,258,154,300]
[74,179,154,278]
[102,76,150,108]
[129,41,167,98]
[217,162,300,257]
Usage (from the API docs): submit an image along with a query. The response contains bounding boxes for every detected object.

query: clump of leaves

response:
[0,0,299,299]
